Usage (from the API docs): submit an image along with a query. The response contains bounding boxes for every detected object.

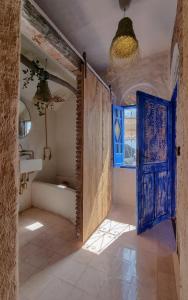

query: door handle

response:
[176,146,181,157]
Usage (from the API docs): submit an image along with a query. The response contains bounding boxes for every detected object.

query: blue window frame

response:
[113,105,136,168]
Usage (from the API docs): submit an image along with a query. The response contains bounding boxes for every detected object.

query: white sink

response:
[20,159,43,174]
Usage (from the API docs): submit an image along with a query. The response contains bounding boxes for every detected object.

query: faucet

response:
[19,144,34,194]
[19,147,34,159]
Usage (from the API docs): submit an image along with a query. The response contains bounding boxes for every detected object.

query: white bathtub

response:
[32,181,76,224]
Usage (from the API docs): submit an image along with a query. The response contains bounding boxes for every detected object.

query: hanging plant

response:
[22,59,65,116]
[23,60,50,116]
[22,60,49,89]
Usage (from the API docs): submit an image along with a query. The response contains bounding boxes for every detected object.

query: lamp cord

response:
[45,107,48,147]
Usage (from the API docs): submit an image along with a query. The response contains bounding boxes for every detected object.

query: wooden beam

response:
[20,54,77,95]
[22,0,81,73]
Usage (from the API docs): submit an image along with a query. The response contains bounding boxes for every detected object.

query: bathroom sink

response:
[20,159,43,174]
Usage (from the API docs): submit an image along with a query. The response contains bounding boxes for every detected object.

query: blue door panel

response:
[137,91,173,234]
[112,105,124,167]
[155,171,169,219]
[143,101,168,164]
[143,163,168,173]
[141,173,155,226]
[171,85,177,217]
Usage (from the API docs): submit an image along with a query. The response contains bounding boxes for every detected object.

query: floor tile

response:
[19,262,38,285]
[99,278,131,300]
[75,266,107,296]
[52,259,87,284]
[37,278,75,300]
[128,283,157,300]
[20,269,53,299]
[19,206,177,300]
[71,248,95,265]
[157,272,177,300]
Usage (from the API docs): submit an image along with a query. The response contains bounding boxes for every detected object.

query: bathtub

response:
[32,181,76,224]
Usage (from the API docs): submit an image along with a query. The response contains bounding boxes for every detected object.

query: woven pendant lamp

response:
[33,80,52,116]
[110,17,139,66]
[33,80,52,103]
[110,0,139,67]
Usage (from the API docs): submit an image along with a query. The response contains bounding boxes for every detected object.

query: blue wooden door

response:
[171,85,177,218]
[137,91,173,234]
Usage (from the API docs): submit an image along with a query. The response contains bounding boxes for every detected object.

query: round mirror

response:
[19,100,32,138]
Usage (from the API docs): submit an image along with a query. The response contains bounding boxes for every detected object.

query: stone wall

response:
[171,0,188,299]
[0,0,21,299]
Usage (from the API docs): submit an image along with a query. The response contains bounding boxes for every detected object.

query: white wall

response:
[19,174,34,211]
[19,58,77,212]
[112,168,136,207]
[55,98,76,188]
[19,96,76,212]
[19,98,57,211]
[32,181,76,224]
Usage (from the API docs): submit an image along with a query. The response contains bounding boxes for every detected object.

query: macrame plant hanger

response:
[43,106,52,160]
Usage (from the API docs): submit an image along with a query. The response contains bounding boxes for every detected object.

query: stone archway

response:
[107,51,171,102]
[120,82,158,105]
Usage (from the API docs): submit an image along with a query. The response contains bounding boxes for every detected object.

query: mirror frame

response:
[19,99,32,139]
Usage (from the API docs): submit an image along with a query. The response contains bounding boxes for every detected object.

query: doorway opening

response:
[19,35,80,286]
[112,86,177,236]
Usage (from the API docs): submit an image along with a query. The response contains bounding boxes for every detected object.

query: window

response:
[113,105,136,168]
[124,107,136,167]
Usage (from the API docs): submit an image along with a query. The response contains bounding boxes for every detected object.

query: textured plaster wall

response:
[171,1,188,299]
[55,98,76,188]
[0,0,21,299]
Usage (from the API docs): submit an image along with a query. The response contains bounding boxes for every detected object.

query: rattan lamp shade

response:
[33,80,52,103]
[110,17,139,65]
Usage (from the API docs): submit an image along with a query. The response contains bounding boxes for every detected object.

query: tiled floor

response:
[19,205,177,300]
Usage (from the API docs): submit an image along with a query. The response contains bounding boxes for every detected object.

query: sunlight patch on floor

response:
[82,219,136,255]
[26,222,44,231]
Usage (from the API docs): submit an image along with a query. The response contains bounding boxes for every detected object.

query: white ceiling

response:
[34,0,177,75]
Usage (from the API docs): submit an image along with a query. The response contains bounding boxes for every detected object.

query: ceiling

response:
[34,0,177,75]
